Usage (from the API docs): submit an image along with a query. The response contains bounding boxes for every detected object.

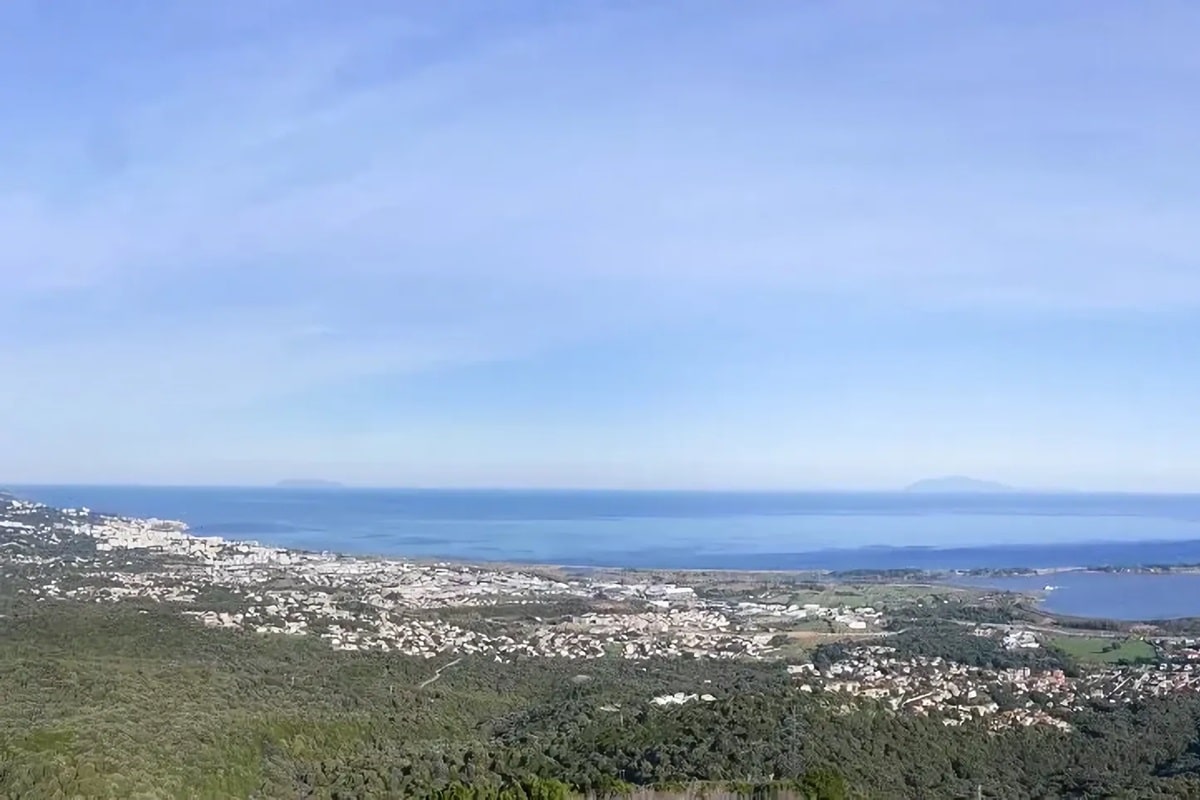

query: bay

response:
[955,572,1200,620]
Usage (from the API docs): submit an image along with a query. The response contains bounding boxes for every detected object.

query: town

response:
[1,496,857,662]
[790,643,1200,731]
[4,493,1198,734]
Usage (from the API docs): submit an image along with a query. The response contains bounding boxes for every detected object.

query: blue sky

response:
[1,1,1198,490]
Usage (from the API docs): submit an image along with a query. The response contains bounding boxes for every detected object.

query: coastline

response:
[16,494,1200,746]
[12,484,1200,575]
[74,510,1200,583]
[4,497,876,660]
[11,492,1200,630]
[14,487,1200,580]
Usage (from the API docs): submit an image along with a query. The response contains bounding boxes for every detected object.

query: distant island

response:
[904,476,1016,493]
[275,479,345,489]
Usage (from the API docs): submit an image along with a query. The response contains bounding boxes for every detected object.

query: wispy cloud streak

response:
[1,1,1197,485]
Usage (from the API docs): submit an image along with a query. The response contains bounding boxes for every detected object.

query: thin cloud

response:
[3,2,1198,309]
[1,2,1198,486]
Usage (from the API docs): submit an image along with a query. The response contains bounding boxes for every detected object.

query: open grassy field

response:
[1049,635,1157,664]
[771,583,974,610]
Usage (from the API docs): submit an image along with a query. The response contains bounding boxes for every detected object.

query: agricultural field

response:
[732,582,975,611]
[1050,635,1157,664]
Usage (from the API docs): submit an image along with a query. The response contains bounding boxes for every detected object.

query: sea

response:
[7,485,1200,570]
[11,486,1200,619]
[954,572,1200,621]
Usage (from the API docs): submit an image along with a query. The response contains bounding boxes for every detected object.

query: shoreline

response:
[24,490,1200,580]
[178,524,1200,583]
[9,493,1200,655]
[12,486,1200,575]
[4,497,900,660]
[87,507,1200,626]
[155,525,1200,576]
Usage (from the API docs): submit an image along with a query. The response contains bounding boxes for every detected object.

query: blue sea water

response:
[955,572,1200,621]
[8,486,1200,574]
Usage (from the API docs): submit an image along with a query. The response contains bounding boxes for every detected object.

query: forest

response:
[6,597,1200,798]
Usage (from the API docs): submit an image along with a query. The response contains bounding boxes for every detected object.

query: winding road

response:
[419,657,462,689]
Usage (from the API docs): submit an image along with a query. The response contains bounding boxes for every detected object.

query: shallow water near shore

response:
[10,486,1200,576]
[953,572,1200,620]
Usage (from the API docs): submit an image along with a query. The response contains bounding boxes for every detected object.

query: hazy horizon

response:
[5,479,1195,496]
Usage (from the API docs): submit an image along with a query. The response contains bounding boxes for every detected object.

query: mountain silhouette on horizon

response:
[903,476,1017,493]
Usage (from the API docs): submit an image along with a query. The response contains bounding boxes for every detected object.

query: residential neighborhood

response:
[4,494,1199,733]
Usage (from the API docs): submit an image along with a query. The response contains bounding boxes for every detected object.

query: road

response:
[418,657,462,689]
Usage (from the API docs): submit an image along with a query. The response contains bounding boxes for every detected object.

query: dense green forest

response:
[5,598,1200,798]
